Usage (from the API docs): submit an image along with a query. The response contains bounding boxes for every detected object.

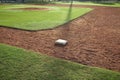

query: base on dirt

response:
[55,39,68,46]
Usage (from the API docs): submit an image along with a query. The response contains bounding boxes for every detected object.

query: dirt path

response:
[0,5,120,72]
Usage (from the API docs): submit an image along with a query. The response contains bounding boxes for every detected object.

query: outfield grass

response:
[0,43,120,80]
[56,1,120,7]
[0,4,92,30]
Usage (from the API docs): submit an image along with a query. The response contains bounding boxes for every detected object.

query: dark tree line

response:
[0,0,24,3]
[0,0,120,3]
[0,0,56,3]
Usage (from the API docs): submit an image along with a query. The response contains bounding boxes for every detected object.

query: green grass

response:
[56,1,120,7]
[0,4,92,30]
[0,43,120,80]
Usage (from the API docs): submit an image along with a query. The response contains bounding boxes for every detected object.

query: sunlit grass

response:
[0,4,92,30]
[0,43,120,80]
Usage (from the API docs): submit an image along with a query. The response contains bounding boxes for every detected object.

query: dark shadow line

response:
[66,0,73,21]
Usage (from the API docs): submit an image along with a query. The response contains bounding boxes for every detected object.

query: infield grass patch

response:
[0,4,92,30]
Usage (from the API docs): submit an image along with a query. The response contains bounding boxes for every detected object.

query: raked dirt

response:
[0,4,120,72]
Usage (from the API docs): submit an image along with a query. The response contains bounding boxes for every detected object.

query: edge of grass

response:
[0,43,120,80]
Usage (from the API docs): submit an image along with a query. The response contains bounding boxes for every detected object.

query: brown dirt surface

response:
[11,7,51,11]
[0,5,120,72]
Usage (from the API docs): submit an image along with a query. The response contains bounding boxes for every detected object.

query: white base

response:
[55,39,68,46]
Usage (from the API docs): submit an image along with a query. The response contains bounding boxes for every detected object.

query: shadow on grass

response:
[66,0,73,21]
[57,0,73,39]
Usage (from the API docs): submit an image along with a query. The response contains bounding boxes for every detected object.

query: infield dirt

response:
[0,4,120,72]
